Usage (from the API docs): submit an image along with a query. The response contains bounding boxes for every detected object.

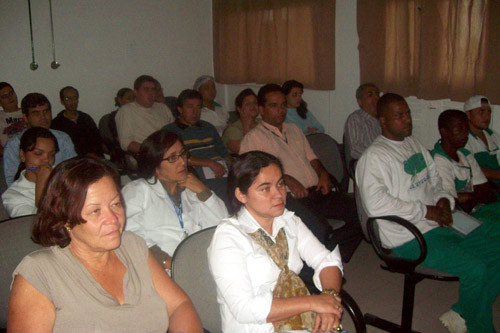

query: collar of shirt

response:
[359,108,378,120]
[147,176,186,199]
[175,119,202,129]
[261,121,287,141]
[469,128,494,139]
[235,206,295,238]
[17,170,35,188]
[432,140,471,163]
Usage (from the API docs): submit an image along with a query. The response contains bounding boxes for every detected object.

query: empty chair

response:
[171,227,220,333]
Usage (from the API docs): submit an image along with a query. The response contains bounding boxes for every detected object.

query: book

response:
[450,210,482,236]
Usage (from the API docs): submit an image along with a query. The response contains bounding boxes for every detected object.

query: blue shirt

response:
[285,108,325,134]
[3,128,77,186]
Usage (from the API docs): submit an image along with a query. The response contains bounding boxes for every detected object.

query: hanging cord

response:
[49,0,60,69]
[28,0,38,70]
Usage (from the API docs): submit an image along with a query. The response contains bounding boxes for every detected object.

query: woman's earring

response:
[65,225,71,233]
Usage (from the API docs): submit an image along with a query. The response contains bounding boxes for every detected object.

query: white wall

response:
[0,0,213,122]
[217,0,499,150]
[1,0,497,149]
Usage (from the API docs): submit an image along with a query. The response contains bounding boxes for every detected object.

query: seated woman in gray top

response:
[8,157,202,333]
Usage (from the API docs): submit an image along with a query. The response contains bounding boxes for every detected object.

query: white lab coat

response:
[123,177,228,255]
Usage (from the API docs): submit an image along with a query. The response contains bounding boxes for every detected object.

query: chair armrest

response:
[340,289,366,333]
[367,215,427,272]
[328,173,342,192]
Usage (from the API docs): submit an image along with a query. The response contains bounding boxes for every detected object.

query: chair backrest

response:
[99,112,114,155]
[307,133,348,192]
[354,182,370,241]
[171,227,220,333]
[0,215,42,327]
[165,96,178,118]
[343,133,357,179]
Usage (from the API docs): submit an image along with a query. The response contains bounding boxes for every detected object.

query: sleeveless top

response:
[13,231,169,332]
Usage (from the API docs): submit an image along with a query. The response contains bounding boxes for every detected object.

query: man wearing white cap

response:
[464,95,500,184]
[193,75,229,135]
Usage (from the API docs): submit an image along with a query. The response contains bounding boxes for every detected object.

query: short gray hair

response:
[356,83,378,100]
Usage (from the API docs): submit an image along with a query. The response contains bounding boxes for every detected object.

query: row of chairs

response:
[0,206,456,332]
[0,132,457,332]
[0,210,455,332]
[0,215,366,332]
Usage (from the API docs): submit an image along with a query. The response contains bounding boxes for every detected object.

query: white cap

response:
[464,95,490,112]
[193,75,214,91]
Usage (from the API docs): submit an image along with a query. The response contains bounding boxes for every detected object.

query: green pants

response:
[393,226,500,333]
[471,201,500,230]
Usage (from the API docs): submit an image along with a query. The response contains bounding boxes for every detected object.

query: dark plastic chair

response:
[0,215,42,329]
[172,227,367,333]
[99,111,139,179]
[342,133,357,180]
[355,184,458,332]
[171,227,220,333]
[307,133,349,192]
[165,96,178,118]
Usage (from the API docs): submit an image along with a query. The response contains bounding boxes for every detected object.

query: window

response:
[358,0,500,103]
[213,0,335,90]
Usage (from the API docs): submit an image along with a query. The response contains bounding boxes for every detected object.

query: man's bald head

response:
[377,93,412,141]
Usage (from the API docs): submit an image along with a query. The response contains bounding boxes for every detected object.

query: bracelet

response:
[321,288,340,297]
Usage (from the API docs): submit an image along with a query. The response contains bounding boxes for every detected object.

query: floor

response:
[339,240,500,332]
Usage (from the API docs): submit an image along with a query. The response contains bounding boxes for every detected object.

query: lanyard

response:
[263,124,288,144]
[166,191,185,232]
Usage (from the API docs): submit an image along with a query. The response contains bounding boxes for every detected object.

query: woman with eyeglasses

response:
[122,129,228,272]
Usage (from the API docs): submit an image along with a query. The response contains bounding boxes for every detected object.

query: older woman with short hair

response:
[8,157,202,332]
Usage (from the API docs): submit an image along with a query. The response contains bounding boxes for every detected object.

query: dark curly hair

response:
[282,80,308,119]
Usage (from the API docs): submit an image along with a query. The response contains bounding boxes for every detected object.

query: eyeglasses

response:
[162,149,189,163]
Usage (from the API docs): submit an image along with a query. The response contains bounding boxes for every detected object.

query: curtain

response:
[213,0,335,90]
[358,0,500,104]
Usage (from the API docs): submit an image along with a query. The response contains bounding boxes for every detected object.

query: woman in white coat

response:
[123,129,228,271]
[208,151,344,333]
[2,127,58,217]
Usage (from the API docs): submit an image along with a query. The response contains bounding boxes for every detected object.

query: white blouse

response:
[2,171,36,218]
[207,208,343,333]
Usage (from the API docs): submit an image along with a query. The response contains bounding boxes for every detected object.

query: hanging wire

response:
[28,0,38,70]
[49,0,60,69]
